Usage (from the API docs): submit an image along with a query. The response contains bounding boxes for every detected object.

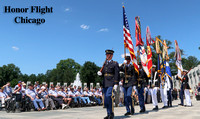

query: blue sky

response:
[0,0,199,75]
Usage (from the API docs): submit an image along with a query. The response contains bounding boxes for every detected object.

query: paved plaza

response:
[0,99,200,119]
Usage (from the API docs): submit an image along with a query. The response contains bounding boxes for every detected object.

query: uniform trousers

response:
[160,84,168,106]
[184,89,192,106]
[180,84,184,105]
[123,86,134,113]
[137,87,145,110]
[103,87,114,116]
[150,87,158,107]
[167,88,172,106]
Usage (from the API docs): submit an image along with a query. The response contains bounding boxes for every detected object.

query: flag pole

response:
[124,45,127,81]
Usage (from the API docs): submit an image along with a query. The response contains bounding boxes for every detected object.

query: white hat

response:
[41,86,45,90]
[152,65,156,68]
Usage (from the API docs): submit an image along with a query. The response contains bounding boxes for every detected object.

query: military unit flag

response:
[174,40,183,79]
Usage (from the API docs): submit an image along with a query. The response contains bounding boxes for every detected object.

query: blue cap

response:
[18,81,22,83]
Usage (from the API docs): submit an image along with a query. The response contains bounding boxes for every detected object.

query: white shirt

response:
[0,92,7,98]
[83,91,91,96]
[25,89,36,99]
[119,81,123,92]
[58,91,66,97]
[68,91,75,97]
[75,91,81,96]
[48,90,58,97]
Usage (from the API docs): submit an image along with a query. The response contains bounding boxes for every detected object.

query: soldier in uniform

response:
[137,62,148,113]
[97,49,120,119]
[182,69,192,107]
[149,65,160,110]
[120,56,138,116]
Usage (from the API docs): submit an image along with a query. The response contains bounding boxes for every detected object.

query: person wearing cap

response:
[25,84,46,111]
[182,69,192,107]
[137,62,148,113]
[57,87,72,108]
[2,82,12,97]
[149,65,160,110]
[97,49,120,119]
[120,56,138,116]
[39,86,56,110]
[48,86,67,109]
[14,81,22,92]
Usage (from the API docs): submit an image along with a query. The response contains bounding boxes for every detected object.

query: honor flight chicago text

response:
[4,6,53,25]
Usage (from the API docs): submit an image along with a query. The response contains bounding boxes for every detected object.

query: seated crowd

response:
[0,81,103,112]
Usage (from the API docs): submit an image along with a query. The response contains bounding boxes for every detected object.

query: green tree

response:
[182,56,200,70]
[80,61,101,87]
[0,64,22,87]
[55,58,81,85]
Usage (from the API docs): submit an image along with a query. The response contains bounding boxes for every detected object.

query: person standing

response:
[149,65,160,110]
[120,56,137,116]
[97,49,119,119]
[137,62,148,113]
[182,69,192,107]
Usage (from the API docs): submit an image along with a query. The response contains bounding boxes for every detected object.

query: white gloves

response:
[97,71,102,76]
[114,85,118,91]
[123,60,127,64]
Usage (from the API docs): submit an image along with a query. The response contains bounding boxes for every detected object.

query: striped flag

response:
[135,16,144,46]
[146,26,154,77]
[135,16,149,76]
[174,40,183,79]
[123,6,139,73]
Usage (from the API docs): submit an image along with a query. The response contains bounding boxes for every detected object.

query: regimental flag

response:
[138,46,149,76]
[174,40,183,79]
[146,26,154,77]
[123,6,139,73]
[165,61,173,89]
[155,37,162,54]
[135,16,144,46]
[162,40,169,60]
[165,61,172,80]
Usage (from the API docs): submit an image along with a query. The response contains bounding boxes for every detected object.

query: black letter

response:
[14,17,20,23]
[4,6,10,13]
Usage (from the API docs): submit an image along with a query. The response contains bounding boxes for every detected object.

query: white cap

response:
[41,86,45,90]
[152,65,156,68]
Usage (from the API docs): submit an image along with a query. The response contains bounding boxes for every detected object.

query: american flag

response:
[123,6,139,73]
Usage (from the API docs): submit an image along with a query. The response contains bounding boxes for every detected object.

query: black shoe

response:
[153,106,158,110]
[185,105,192,107]
[104,116,109,119]
[139,109,145,113]
[178,103,183,106]
[131,109,135,115]
[108,115,114,119]
[162,106,168,109]
[124,112,131,116]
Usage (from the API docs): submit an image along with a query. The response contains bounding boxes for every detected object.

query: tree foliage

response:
[80,61,101,86]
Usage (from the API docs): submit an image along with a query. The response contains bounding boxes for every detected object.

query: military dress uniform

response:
[99,50,120,119]
[137,65,148,112]
[160,77,168,108]
[182,70,192,106]
[120,56,138,115]
[149,68,160,110]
